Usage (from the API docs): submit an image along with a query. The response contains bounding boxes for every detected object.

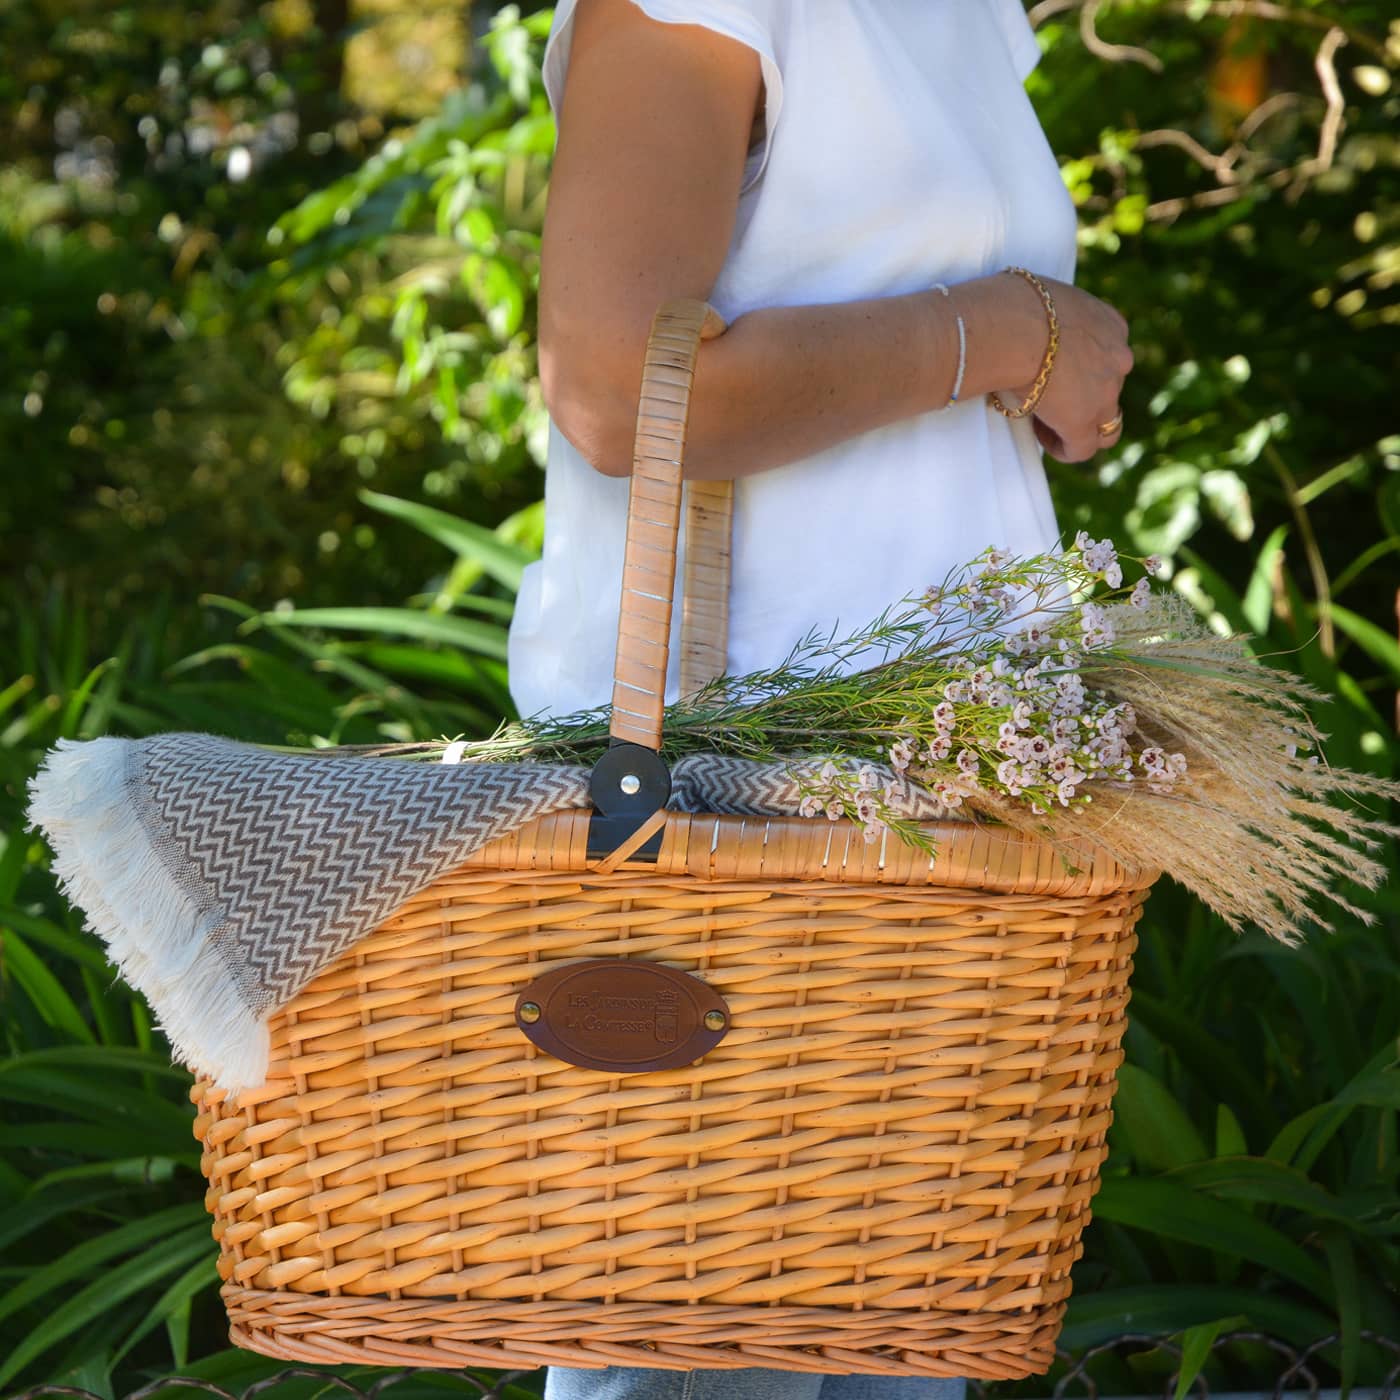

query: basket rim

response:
[461,807,1160,898]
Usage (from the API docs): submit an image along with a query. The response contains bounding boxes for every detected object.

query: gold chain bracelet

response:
[991,266,1059,419]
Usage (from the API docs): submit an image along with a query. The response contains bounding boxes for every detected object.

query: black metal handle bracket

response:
[586,740,671,862]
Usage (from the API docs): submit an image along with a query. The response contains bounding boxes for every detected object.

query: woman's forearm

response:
[542,272,1052,481]
[678,276,1048,481]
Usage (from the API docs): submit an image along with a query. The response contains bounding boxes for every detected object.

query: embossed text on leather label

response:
[515,959,729,1073]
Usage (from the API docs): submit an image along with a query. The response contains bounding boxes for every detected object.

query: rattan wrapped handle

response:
[609,299,730,750]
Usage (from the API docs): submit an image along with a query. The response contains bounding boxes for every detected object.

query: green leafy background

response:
[1,1,1397,1394]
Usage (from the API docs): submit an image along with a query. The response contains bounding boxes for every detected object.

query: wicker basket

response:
[192,300,1158,1380]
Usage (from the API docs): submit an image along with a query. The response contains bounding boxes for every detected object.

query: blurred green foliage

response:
[2,0,1398,1394]
[0,0,547,639]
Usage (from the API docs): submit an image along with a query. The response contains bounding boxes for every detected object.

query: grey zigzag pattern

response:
[132,734,590,1017]
[669,754,954,821]
[124,736,959,1024]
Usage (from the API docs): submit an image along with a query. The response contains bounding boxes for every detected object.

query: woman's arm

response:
[540,0,1131,478]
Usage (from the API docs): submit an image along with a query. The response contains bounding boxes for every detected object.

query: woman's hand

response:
[999,273,1133,461]
[950,271,1133,462]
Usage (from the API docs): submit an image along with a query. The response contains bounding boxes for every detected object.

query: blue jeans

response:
[545,1366,969,1400]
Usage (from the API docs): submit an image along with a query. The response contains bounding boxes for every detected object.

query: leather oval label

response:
[515,959,730,1073]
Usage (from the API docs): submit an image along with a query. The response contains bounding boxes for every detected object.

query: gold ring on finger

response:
[1098,412,1123,437]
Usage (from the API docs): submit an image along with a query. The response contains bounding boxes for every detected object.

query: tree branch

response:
[1157,1,1385,62]
[1027,0,1387,64]
[1289,26,1347,193]
[1235,91,1303,143]
[1135,128,1243,184]
[1080,0,1164,72]
[1140,27,1348,222]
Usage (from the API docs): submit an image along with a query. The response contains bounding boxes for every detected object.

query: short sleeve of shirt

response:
[542,0,786,194]
[989,0,1043,81]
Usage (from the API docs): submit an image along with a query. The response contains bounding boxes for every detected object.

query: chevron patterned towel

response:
[28,732,954,1093]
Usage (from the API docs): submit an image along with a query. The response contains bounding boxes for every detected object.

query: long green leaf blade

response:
[1112,1064,1209,1171]
[256,606,509,660]
[361,488,530,589]
[0,1224,212,1387]
[0,1202,205,1330]
[1322,1227,1361,1397]
[109,1251,221,1366]
[1321,602,1400,685]
[1169,1156,1363,1226]
[1,928,94,1043]
[1091,1177,1331,1299]
[1061,1283,1333,1350]
[1175,1316,1247,1400]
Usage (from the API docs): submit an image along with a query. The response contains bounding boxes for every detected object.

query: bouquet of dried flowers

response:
[384,534,1399,946]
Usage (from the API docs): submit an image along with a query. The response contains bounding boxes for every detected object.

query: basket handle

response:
[608,299,730,751]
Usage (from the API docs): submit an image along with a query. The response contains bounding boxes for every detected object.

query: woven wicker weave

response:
[192,300,1157,1379]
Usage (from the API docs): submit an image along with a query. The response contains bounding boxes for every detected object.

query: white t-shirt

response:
[508,0,1078,720]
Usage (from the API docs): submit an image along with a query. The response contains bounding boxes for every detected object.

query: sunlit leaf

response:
[358,490,532,588]
[1175,1316,1248,1400]
[256,606,510,660]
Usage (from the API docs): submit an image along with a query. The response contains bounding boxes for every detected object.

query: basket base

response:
[224,1287,1060,1380]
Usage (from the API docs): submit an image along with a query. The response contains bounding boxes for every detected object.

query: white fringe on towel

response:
[28,738,271,1091]
[27,733,592,1092]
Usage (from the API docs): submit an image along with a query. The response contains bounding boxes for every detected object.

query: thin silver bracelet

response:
[931,282,966,410]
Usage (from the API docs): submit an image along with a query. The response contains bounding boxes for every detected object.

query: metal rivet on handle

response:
[619,773,641,796]
[519,1002,542,1024]
[704,1010,726,1031]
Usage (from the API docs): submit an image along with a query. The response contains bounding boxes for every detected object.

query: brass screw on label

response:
[519,1001,542,1023]
[704,1010,726,1031]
